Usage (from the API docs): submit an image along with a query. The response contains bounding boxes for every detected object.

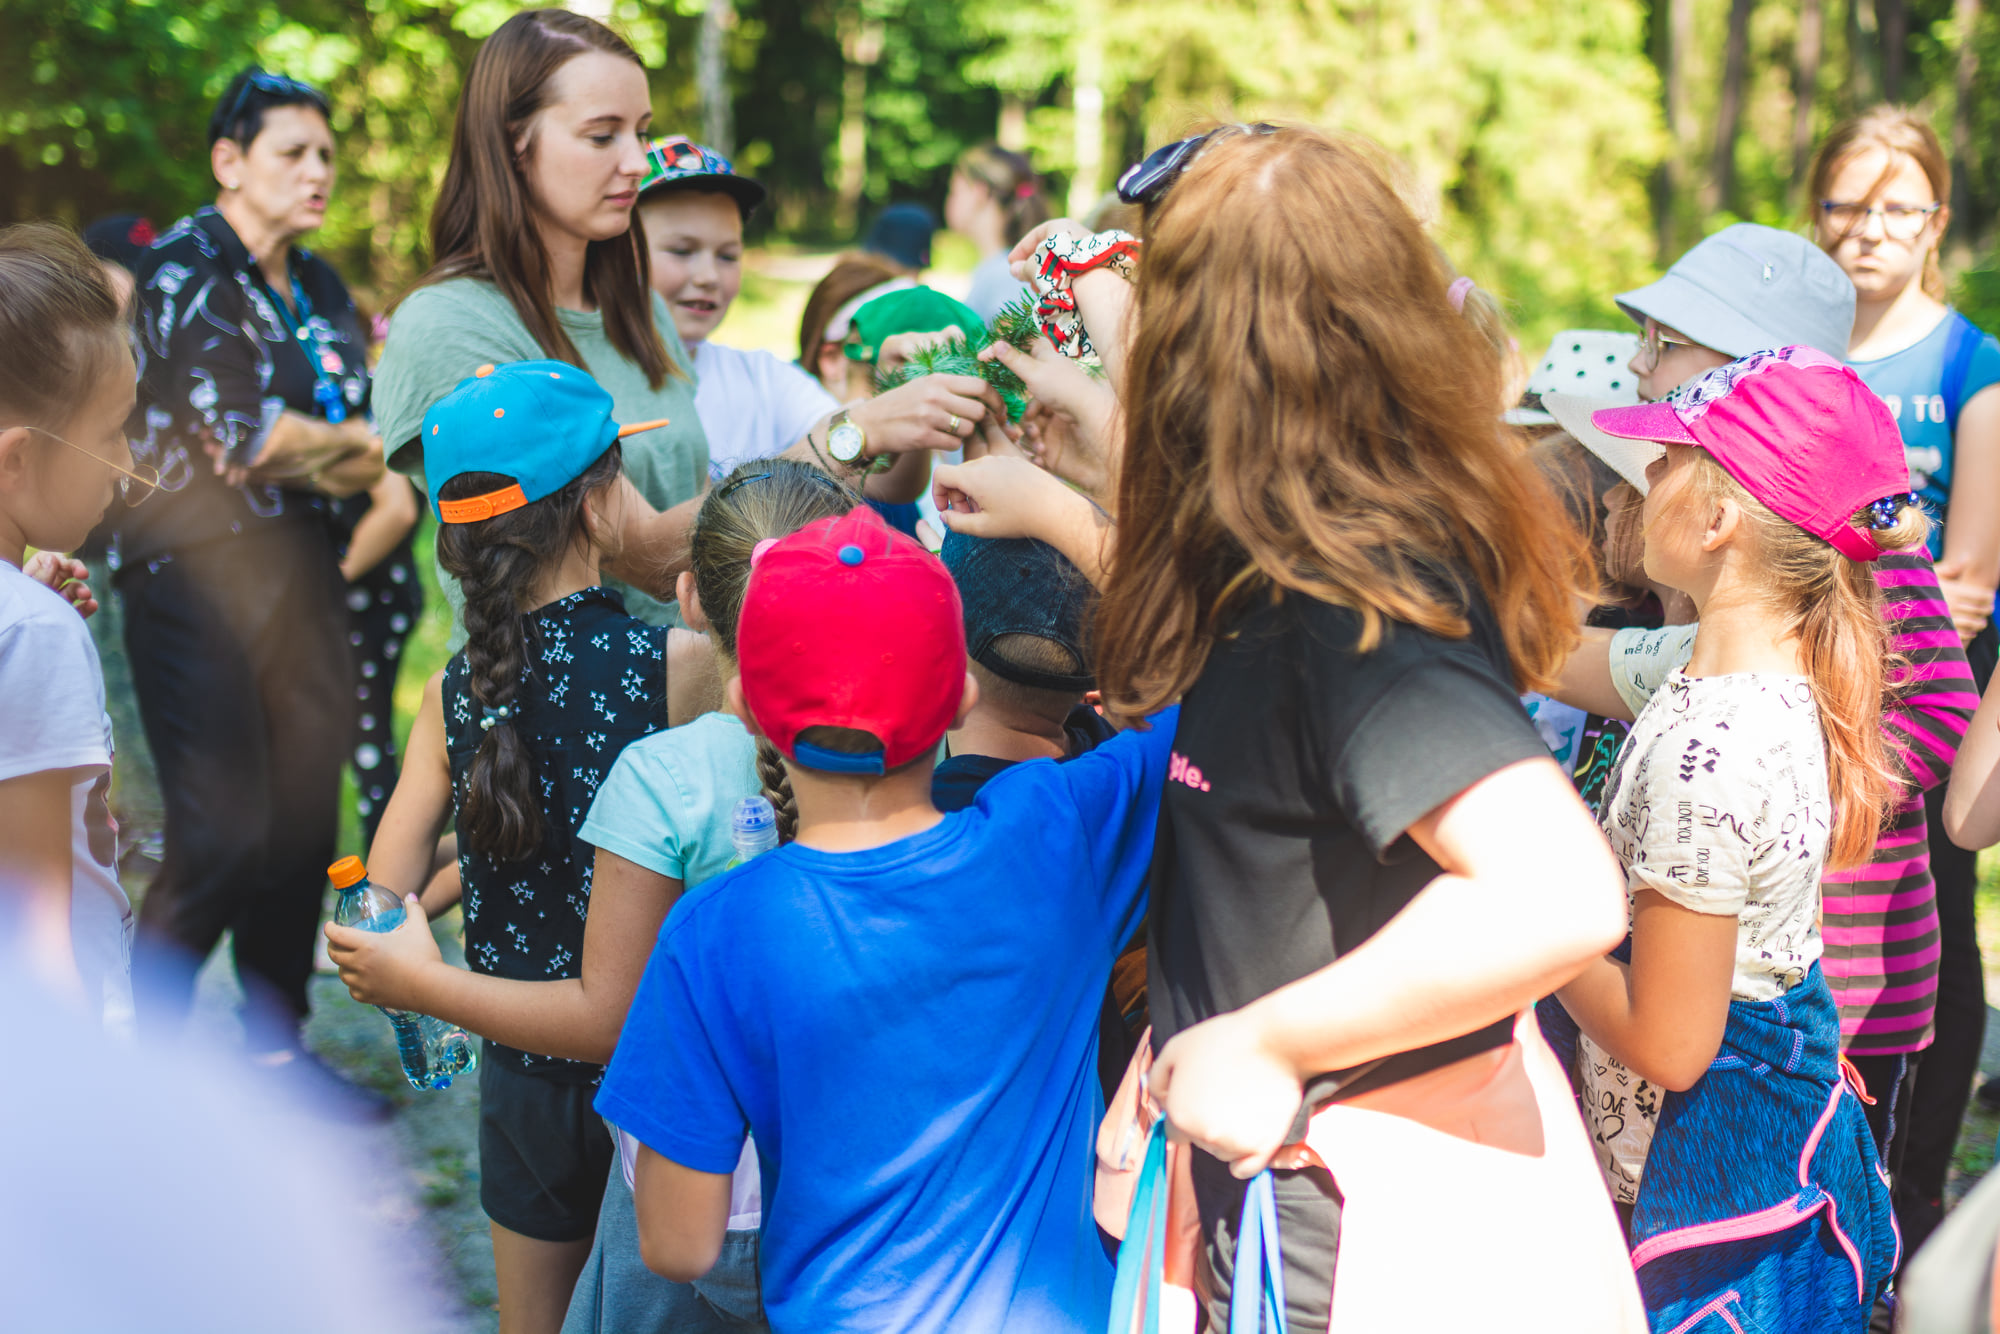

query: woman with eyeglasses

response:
[1810,108,2000,1262]
[117,67,391,1102]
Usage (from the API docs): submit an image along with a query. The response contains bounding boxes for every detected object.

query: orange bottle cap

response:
[327,856,366,889]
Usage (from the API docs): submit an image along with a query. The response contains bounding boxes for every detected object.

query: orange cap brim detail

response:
[617,417,670,438]
[438,483,529,524]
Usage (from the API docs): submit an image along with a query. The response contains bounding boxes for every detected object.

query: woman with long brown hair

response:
[372,9,704,633]
[937,124,1637,1329]
[374,11,1003,637]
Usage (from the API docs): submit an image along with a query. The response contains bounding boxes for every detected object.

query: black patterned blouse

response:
[119,206,371,569]
[443,587,668,1082]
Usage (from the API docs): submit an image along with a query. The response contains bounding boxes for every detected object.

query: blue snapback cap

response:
[420,360,665,523]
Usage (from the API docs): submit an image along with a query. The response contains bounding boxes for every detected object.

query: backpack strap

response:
[1941,311,1981,433]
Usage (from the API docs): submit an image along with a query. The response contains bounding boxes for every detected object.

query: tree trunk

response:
[998,95,1028,152]
[1877,0,1907,101]
[1791,0,1825,206]
[1846,0,1878,110]
[697,0,734,156]
[1951,0,1982,251]
[1068,25,1104,217]
[834,12,882,234]
[1656,0,1695,262]
[1703,0,1756,218]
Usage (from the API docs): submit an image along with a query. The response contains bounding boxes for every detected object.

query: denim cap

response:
[421,360,663,522]
[862,202,937,271]
[940,529,1096,692]
[1616,223,1856,360]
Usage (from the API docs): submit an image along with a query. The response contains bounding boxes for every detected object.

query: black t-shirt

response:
[1148,582,1548,1102]
[118,207,372,567]
[443,588,667,1083]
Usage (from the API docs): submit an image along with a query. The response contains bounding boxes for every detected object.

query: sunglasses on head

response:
[220,67,323,141]
[1115,123,1278,206]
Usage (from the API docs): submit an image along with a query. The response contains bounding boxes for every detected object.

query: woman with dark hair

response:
[120,66,386,1102]
[374,10,1001,630]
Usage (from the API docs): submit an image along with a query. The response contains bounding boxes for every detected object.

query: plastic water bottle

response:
[726,795,779,868]
[327,856,478,1091]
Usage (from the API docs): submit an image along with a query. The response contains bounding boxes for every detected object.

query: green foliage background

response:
[5,1,2000,344]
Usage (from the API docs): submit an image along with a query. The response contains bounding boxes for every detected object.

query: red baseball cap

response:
[1590,345,1915,562]
[736,506,966,773]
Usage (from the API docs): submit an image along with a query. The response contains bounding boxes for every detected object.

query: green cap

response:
[844,287,985,363]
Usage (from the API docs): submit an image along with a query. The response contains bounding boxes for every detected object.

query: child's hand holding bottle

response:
[324,893,445,1011]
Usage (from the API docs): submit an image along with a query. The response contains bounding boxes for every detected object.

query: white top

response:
[1581,623,1829,1201]
[966,250,1031,324]
[690,340,839,482]
[0,562,134,1035]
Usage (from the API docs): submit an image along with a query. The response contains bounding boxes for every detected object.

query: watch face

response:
[828,420,865,463]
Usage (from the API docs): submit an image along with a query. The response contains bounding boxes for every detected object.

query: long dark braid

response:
[690,459,857,843]
[436,444,623,861]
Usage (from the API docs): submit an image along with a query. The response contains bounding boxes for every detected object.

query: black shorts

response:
[478,1055,614,1243]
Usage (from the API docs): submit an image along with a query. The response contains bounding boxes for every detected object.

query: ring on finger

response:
[947,413,962,435]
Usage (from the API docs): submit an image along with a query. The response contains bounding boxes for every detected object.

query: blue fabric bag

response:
[1107,1121,1287,1334]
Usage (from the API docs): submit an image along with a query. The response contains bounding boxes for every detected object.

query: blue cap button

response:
[838,544,865,566]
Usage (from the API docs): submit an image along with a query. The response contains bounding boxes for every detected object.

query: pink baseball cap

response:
[736,506,966,773]
[1589,346,1915,562]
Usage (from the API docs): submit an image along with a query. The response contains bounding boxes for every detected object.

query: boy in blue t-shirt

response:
[596,506,1175,1333]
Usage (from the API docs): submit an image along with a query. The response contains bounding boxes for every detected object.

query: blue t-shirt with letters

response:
[1848,308,2000,557]
[597,707,1178,1333]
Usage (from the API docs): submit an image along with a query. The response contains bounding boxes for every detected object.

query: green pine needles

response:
[871,294,1044,422]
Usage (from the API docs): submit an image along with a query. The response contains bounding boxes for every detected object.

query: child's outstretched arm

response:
[632,1146,732,1282]
[1945,671,2000,849]
[931,455,1112,587]
[336,845,680,1064]
[1545,626,1628,720]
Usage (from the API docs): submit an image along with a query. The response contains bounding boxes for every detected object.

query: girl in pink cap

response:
[1551,345,1920,1332]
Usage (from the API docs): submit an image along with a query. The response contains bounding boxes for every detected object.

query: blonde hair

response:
[689,460,859,842]
[1807,106,1951,301]
[1671,451,1928,869]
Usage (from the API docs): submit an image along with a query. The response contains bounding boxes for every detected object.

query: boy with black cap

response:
[931,529,1113,809]
[597,506,1176,1332]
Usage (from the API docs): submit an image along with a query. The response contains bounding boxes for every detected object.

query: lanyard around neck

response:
[251,260,347,424]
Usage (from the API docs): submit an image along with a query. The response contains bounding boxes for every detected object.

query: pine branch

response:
[873,325,1030,422]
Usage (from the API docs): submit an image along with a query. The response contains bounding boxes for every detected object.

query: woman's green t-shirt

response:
[373,278,710,631]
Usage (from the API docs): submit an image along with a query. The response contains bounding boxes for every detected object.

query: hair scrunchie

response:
[1030,229,1140,361]
[1867,492,1921,530]
[1447,275,1476,313]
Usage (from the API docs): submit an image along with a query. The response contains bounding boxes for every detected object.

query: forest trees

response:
[0,0,1994,339]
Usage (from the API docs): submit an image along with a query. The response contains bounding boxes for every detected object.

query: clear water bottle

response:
[726,795,779,868]
[327,857,478,1092]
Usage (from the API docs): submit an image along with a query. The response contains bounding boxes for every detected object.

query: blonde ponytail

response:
[1684,457,1930,869]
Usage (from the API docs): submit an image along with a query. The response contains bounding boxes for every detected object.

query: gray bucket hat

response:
[1615,223,1856,360]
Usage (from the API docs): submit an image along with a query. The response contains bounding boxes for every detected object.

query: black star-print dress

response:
[443,587,668,1082]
